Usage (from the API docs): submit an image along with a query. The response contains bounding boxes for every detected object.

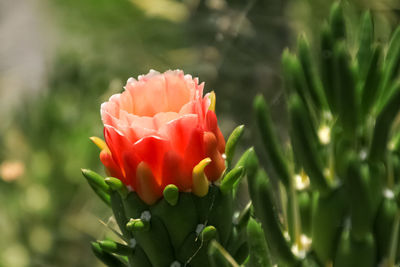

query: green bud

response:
[163,184,179,206]
[82,169,109,191]
[126,218,150,233]
[98,240,133,255]
[201,225,218,242]
[105,177,128,198]
[82,168,111,205]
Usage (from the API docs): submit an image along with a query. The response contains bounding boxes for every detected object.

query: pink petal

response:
[127,74,168,116]
[164,71,192,112]
[153,112,180,130]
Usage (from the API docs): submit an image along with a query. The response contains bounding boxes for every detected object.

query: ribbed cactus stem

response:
[388,211,400,267]
[288,178,303,253]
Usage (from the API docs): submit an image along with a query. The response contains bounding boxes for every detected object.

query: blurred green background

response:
[0,0,399,266]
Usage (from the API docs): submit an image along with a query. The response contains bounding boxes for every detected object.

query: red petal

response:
[136,162,163,205]
[133,136,171,186]
[104,125,132,177]
[205,110,218,132]
[122,151,141,190]
[161,150,190,190]
[183,127,205,169]
[203,131,226,182]
[215,127,226,154]
[100,150,124,181]
[159,114,199,155]
[205,110,225,154]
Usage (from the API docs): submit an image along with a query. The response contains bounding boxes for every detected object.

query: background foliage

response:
[0,0,399,266]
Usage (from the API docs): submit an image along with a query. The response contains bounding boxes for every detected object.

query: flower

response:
[94,70,226,204]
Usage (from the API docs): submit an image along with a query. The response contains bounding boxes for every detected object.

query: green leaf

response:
[361,44,383,117]
[298,34,327,110]
[312,188,346,264]
[320,23,337,113]
[369,82,400,162]
[220,166,245,194]
[289,94,329,193]
[225,125,245,169]
[254,95,291,187]
[98,240,133,255]
[334,230,376,267]
[329,2,346,40]
[334,42,357,135]
[247,167,297,266]
[247,218,273,267]
[357,11,374,80]
[91,242,127,267]
[208,240,238,267]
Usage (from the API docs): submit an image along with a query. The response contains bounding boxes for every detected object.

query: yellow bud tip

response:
[192,158,211,197]
[90,136,110,153]
[208,91,216,112]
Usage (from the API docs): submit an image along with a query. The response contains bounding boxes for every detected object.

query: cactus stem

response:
[387,155,395,189]
[129,238,137,248]
[195,224,205,237]
[288,175,302,252]
[388,211,400,267]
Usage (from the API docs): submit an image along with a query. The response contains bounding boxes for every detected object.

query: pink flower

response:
[97,70,226,204]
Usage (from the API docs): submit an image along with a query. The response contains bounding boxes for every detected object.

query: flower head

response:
[96,70,226,204]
